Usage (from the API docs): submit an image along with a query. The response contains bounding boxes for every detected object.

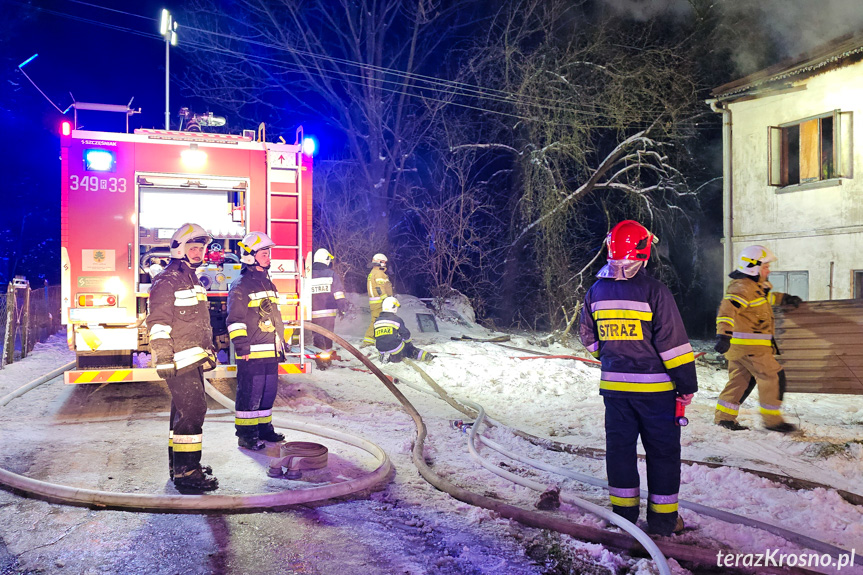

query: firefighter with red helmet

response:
[310,248,348,354]
[147,223,219,494]
[363,253,393,345]
[374,297,434,363]
[579,220,697,536]
[713,245,801,433]
[226,231,287,450]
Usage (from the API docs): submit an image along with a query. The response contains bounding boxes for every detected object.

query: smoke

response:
[732,0,863,72]
[598,0,863,75]
[597,0,691,21]
[596,0,692,22]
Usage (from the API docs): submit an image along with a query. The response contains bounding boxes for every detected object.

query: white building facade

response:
[710,37,863,301]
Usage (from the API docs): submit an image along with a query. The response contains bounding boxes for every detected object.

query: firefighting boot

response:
[648,515,684,536]
[238,436,267,450]
[260,431,285,442]
[173,468,219,494]
[765,422,798,434]
[258,424,285,443]
[717,420,749,431]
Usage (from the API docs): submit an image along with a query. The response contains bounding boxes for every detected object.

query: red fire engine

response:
[59,109,314,384]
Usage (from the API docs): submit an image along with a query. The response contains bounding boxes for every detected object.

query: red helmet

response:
[607,220,653,261]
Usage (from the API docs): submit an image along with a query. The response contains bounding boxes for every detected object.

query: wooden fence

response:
[775,299,863,394]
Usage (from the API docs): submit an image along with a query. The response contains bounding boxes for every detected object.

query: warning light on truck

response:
[85,149,116,172]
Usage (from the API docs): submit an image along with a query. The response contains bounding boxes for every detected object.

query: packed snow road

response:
[1,294,862,574]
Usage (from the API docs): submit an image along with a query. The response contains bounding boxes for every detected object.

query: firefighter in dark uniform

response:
[579,220,697,536]
[374,297,434,363]
[363,253,392,346]
[147,223,219,494]
[714,245,801,433]
[310,248,348,354]
[227,231,287,450]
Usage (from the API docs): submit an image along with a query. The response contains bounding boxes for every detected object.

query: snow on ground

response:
[1,292,862,574]
[334,293,863,573]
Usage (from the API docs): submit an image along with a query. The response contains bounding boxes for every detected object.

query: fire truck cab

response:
[59,116,314,384]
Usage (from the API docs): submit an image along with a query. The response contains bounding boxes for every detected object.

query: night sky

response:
[2,0,207,284]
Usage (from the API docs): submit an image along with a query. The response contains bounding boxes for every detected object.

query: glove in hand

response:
[156,364,177,380]
[714,334,731,354]
[202,350,218,371]
[784,295,802,308]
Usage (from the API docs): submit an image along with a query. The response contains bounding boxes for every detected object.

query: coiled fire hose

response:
[0,358,391,511]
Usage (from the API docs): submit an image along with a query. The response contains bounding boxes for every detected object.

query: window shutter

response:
[799,118,820,182]
[836,110,853,178]
[768,126,783,186]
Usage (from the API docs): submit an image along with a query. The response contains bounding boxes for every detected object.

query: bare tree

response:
[443,0,702,331]
[396,143,501,317]
[179,0,471,250]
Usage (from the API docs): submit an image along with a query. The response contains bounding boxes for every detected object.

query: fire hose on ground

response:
[394,359,862,571]
[0,355,392,511]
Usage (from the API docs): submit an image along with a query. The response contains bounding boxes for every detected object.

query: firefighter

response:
[713,245,802,433]
[310,248,348,358]
[362,253,393,346]
[374,297,434,363]
[579,220,697,536]
[227,231,287,451]
[147,223,219,494]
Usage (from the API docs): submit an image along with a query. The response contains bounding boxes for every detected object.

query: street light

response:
[160,9,178,130]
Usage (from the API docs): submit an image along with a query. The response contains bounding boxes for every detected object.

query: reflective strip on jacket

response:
[715,276,785,350]
[578,269,698,398]
[146,259,213,370]
[226,267,285,360]
[311,262,346,317]
[367,267,392,303]
[374,311,411,353]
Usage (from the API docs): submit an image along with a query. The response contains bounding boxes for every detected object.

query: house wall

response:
[727,60,863,300]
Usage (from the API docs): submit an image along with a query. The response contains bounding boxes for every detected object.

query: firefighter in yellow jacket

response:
[714,245,802,433]
[363,253,393,345]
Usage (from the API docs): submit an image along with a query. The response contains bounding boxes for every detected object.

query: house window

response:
[770,271,808,300]
[768,110,853,187]
[853,271,863,299]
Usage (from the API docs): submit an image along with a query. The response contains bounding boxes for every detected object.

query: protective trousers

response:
[166,366,208,479]
[715,349,786,427]
[363,301,383,344]
[604,395,681,535]
[234,359,279,441]
[312,316,336,351]
[385,342,431,363]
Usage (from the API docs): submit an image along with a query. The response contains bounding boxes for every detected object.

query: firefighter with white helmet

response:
[226,231,287,450]
[714,245,802,433]
[579,220,697,536]
[310,248,347,358]
[374,296,434,363]
[147,223,219,493]
[363,253,393,345]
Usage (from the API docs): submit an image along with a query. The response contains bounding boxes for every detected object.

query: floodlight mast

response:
[160,9,178,130]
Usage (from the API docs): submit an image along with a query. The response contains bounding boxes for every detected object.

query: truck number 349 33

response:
[69,175,127,192]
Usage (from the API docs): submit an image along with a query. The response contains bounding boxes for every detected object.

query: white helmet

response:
[737,245,777,277]
[239,231,276,265]
[169,223,212,266]
[382,296,400,313]
[314,248,334,266]
[372,253,388,268]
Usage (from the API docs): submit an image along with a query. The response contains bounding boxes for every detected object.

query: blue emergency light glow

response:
[85,149,116,172]
[302,136,317,157]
